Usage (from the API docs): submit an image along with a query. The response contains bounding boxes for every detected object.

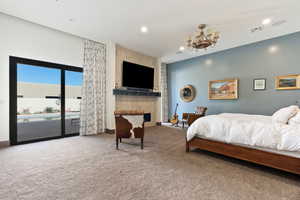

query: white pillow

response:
[289,109,300,125]
[272,105,299,124]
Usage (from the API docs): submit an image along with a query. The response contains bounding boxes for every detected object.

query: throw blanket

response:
[123,115,144,138]
[187,113,300,152]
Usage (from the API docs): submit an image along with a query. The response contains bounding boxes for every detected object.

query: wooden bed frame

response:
[186,137,300,175]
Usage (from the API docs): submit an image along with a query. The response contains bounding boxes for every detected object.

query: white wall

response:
[0,13,84,141]
[106,41,116,130]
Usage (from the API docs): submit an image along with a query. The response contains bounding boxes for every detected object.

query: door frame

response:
[9,56,83,145]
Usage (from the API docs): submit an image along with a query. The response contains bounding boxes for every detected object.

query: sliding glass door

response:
[10,57,83,145]
[16,64,62,142]
[65,71,83,135]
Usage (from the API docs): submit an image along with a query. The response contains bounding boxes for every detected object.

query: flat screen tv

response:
[122,61,154,90]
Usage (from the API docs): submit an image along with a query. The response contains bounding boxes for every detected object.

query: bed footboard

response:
[186,137,190,152]
[186,137,300,175]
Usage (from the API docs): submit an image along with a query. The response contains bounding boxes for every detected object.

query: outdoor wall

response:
[18,82,82,98]
[168,32,300,119]
[0,13,84,141]
[17,98,80,114]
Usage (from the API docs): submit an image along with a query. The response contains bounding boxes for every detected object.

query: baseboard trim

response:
[0,140,10,148]
[105,129,115,134]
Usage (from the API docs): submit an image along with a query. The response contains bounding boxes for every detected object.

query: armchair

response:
[182,107,207,128]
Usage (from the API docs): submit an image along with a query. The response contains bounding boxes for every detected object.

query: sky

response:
[211,82,229,89]
[17,64,83,86]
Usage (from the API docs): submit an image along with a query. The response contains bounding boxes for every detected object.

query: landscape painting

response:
[209,79,239,100]
[276,75,300,90]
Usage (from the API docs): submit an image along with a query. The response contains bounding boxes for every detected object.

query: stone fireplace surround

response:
[113,45,161,128]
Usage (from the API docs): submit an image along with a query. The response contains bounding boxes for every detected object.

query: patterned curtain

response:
[160,63,169,122]
[80,40,106,136]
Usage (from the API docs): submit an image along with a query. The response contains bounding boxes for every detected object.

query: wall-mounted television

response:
[122,61,154,90]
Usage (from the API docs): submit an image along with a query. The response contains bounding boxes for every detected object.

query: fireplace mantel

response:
[113,89,161,97]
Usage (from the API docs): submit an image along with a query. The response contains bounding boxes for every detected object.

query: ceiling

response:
[0,0,299,63]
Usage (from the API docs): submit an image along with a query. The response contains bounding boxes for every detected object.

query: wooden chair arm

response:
[187,114,204,126]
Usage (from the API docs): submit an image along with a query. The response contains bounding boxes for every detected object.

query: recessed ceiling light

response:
[268,45,279,53]
[262,18,271,25]
[179,46,185,51]
[205,59,213,65]
[140,26,148,33]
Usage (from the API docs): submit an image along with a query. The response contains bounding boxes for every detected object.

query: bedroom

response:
[0,1,300,200]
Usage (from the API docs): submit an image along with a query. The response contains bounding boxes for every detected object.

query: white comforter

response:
[187,113,300,152]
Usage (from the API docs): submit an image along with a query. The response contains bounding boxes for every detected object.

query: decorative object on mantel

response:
[180,85,196,102]
[209,79,239,100]
[153,87,159,92]
[253,78,266,91]
[185,24,220,51]
[114,110,144,149]
[275,74,300,90]
[115,82,120,89]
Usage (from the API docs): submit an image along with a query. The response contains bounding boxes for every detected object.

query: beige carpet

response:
[0,126,299,200]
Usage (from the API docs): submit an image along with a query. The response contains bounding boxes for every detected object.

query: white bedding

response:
[187,113,300,152]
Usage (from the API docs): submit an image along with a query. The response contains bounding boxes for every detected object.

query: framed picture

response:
[253,79,266,91]
[275,75,300,90]
[208,79,239,100]
[180,85,196,102]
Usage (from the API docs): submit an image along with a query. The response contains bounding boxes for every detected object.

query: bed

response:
[186,113,300,175]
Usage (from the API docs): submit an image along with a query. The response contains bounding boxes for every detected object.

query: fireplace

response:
[144,113,151,122]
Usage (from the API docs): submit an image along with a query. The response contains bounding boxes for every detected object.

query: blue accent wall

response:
[167,32,300,119]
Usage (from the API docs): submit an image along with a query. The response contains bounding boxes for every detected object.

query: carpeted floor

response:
[0,126,299,200]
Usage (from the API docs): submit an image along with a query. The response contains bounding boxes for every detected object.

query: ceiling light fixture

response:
[140,26,148,33]
[205,59,213,65]
[262,18,271,25]
[185,24,220,51]
[268,45,279,53]
[179,46,185,51]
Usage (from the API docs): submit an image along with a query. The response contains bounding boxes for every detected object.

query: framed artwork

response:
[253,79,266,91]
[275,75,300,90]
[208,79,239,100]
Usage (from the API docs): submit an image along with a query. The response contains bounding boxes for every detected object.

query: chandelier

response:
[186,24,220,50]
